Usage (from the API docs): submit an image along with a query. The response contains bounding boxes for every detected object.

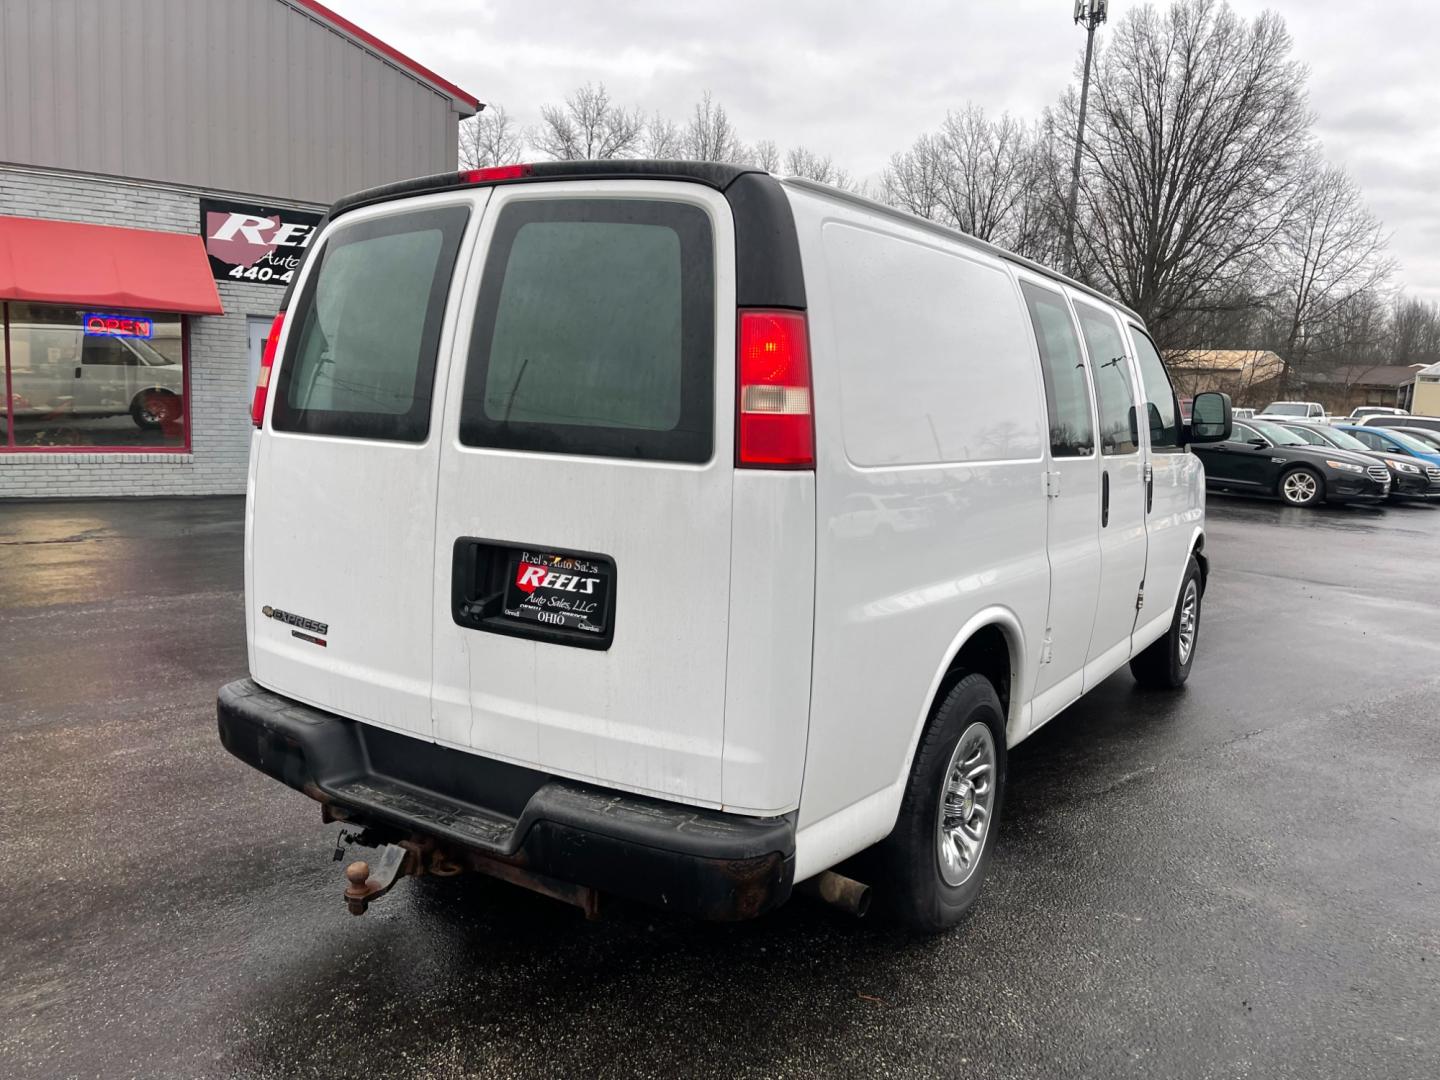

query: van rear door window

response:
[459,199,715,463]
[271,205,469,441]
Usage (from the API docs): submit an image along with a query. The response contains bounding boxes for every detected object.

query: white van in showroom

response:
[218,161,1231,931]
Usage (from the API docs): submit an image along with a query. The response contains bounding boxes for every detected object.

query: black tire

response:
[875,673,1007,934]
[1130,555,1202,689]
[1278,465,1324,507]
[130,389,178,430]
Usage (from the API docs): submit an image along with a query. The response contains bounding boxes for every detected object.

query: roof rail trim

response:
[326,160,766,220]
[780,177,1142,323]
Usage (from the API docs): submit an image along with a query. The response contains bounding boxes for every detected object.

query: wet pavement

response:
[1,494,1437,1079]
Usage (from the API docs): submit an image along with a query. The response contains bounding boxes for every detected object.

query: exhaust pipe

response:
[798,871,872,918]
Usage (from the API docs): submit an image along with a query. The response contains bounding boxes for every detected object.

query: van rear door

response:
[430,181,737,808]
[249,193,481,738]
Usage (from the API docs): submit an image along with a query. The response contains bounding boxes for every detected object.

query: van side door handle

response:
[1101,470,1110,528]
[1144,462,1154,513]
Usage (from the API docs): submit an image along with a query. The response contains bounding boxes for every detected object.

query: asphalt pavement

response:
[1,493,1437,1079]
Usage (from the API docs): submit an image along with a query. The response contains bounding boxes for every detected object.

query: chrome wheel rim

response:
[1177,578,1199,664]
[1283,471,1317,504]
[935,721,997,887]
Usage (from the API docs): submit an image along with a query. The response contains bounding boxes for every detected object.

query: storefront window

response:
[2,302,188,450]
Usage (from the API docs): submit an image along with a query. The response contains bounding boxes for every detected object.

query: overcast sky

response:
[342,0,1439,302]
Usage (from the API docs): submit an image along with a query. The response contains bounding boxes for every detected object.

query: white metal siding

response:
[0,0,464,205]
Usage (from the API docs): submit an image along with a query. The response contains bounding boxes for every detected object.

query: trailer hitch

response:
[342,844,410,915]
[333,819,599,919]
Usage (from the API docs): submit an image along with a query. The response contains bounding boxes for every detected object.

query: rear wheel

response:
[876,673,1007,933]
[1131,555,1202,689]
[1278,466,1323,507]
[131,389,179,429]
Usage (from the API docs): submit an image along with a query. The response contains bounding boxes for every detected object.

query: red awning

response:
[0,215,224,316]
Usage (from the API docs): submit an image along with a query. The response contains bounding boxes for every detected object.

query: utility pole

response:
[1064,0,1108,277]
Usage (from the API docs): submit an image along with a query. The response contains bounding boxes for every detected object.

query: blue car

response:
[1335,424,1440,471]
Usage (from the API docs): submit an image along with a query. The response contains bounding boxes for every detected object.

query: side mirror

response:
[1186,391,1233,445]
[1247,438,1269,448]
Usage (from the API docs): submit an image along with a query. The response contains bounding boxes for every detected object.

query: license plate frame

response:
[451,537,617,651]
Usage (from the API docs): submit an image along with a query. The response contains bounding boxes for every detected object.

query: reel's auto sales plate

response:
[503,551,612,636]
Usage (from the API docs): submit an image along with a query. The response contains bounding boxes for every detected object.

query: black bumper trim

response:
[217,679,795,920]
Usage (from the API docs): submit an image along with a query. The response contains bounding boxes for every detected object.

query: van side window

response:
[1128,327,1180,450]
[1019,281,1094,457]
[272,205,469,441]
[460,199,715,464]
[1073,302,1138,456]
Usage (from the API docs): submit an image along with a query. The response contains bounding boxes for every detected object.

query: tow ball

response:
[342,845,408,916]
[338,835,463,915]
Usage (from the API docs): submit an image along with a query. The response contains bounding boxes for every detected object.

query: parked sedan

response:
[1273,422,1440,501]
[1191,418,1391,507]
[1387,426,1440,452]
[1335,424,1440,472]
[1356,414,1440,436]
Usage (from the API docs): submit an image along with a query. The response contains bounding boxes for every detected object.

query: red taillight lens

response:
[251,310,285,428]
[737,309,814,468]
[460,163,534,183]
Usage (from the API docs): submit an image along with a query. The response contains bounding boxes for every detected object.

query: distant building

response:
[1164,351,1436,414]
[1,0,479,497]
[1413,363,1440,416]
[1164,349,1285,405]
[1303,364,1427,414]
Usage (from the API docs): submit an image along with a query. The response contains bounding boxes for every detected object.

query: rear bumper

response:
[217,678,794,920]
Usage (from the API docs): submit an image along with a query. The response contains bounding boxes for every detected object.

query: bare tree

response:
[1268,163,1395,391]
[532,83,644,161]
[1059,0,1312,348]
[682,91,746,163]
[883,132,950,222]
[881,107,1053,257]
[937,107,1034,241]
[783,146,853,188]
[751,139,782,173]
[458,104,523,170]
[642,112,684,158]
[1387,296,1440,366]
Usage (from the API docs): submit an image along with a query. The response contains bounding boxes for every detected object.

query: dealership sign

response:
[200,198,322,285]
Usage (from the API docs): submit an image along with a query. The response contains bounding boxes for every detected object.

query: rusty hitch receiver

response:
[335,826,601,919]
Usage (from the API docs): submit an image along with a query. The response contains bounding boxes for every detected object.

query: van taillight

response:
[251,310,285,428]
[460,163,534,183]
[737,309,814,468]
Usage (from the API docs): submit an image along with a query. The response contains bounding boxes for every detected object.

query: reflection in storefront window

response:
[3,303,187,450]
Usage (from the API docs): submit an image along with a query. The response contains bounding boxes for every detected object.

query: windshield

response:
[1314,427,1372,452]
[1263,403,1311,416]
[1397,428,1440,449]
[1249,419,1307,445]
[1381,430,1440,456]
[125,338,173,366]
[1280,424,1326,445]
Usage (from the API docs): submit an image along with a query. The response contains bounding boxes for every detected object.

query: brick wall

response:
[1,164,324,497]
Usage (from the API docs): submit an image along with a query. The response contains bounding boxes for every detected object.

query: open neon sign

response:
[83,312,154,339]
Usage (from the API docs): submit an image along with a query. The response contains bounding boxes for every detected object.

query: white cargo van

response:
[218,161,1232,931]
